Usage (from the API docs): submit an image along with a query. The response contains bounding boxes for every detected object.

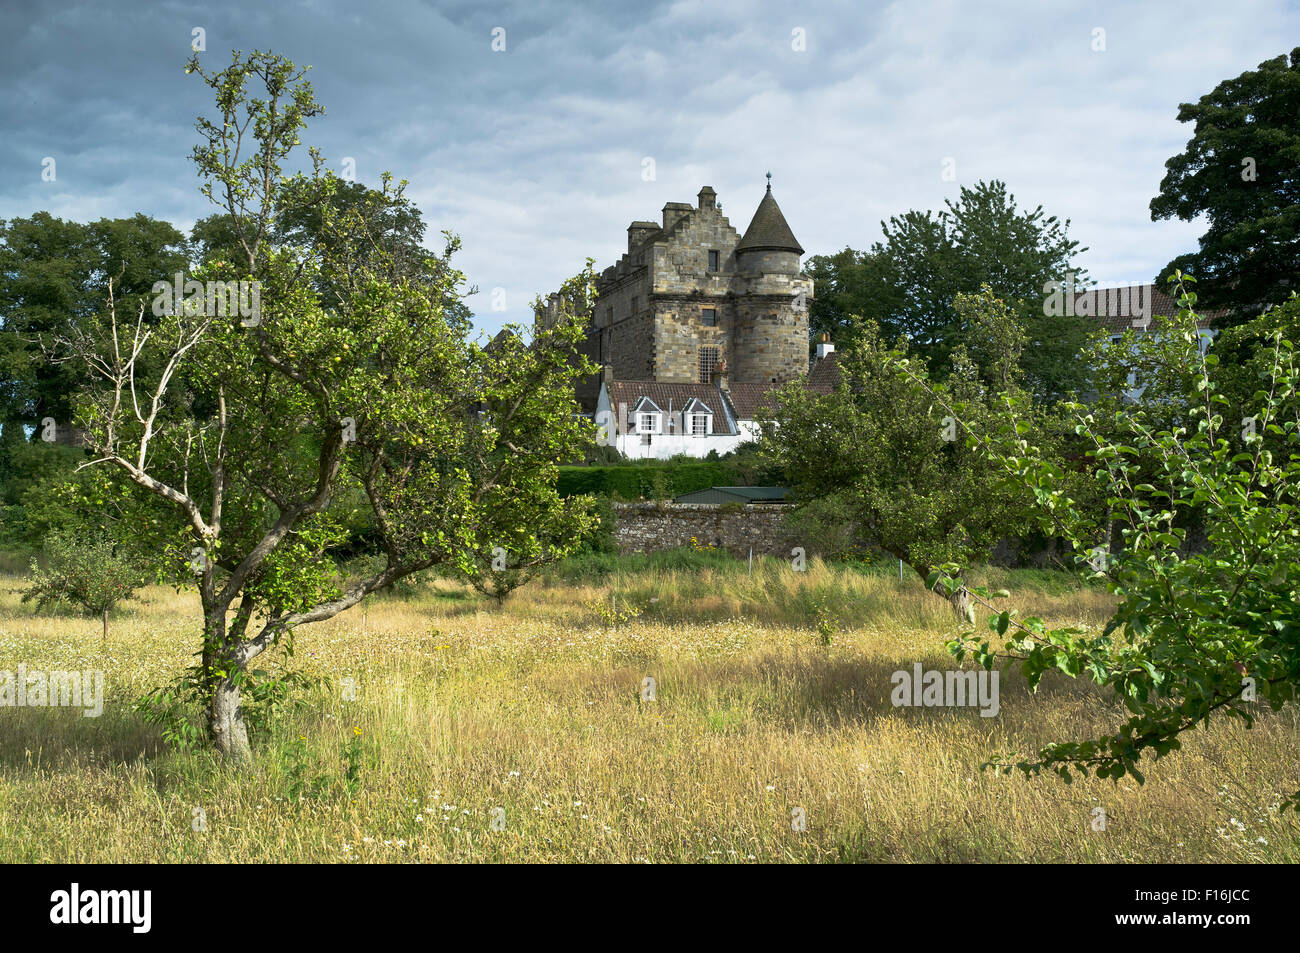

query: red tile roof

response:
[606,380,737,434]
[1073,285,1221,334]
[805,351,841,391]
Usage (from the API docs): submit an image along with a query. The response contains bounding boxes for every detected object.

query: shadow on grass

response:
[543,648,1106,731]
[0,707,168,769]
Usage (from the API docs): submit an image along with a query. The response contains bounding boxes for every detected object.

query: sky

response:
[1,0,1296,341]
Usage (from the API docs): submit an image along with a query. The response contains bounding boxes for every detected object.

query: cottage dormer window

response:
[638,412,660,434]
[690,413,710,435]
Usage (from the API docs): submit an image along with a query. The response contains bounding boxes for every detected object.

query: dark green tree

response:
[1151,48,1300,324]
[0,212,189,430]
[806,181,1092,402]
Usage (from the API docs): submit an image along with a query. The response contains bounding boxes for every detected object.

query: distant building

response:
[541,184,1219,459]
[594,333,838,460]
[1072,284,1221,401]
[549,177,835,458]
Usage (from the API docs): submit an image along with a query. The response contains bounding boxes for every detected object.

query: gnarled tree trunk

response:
[917,562,973,619]
[210,675,250,761]
[943,582,973,620]
[202,605,252,762]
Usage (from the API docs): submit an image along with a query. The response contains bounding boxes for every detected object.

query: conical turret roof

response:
[736,184,803,255]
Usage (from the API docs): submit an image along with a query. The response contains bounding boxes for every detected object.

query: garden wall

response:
[612,503,798,557]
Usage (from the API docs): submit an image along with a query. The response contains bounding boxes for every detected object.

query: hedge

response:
[557,461,748,500]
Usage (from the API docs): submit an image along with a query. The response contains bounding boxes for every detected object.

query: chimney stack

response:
[662,202,692,231]
[815,333,835,360]
[627,221,659,252]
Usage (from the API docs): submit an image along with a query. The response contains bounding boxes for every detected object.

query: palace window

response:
[708,250,720,272]
[702,308,717,327]
[698,347,720,383]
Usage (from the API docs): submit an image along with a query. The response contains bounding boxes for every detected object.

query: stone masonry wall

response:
[613,502,797,557]
[731,293,811,384]
[592,191,813,389]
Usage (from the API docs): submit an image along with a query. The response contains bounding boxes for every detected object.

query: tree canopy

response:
[0,212,189,429]
[54,49,597,760]
[1151,47,1300,323]
[806,180,1094,402]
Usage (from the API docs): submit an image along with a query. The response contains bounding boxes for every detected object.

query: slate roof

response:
[484,328,520,351]
[719,382,780,420]
[720,355,838,421]
[736,187,804,255]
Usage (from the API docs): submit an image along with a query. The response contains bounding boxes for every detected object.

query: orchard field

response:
[1,555,1295,863]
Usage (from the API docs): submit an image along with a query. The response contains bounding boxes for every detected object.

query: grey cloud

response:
[1,0,1295,340]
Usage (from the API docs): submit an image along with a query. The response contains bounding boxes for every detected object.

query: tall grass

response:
[0,557,1295,863]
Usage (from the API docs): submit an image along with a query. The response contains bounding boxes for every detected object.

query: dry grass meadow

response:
[1,555,1296,863]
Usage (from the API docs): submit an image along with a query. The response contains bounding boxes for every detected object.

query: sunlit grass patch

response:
[0,560,1295,863]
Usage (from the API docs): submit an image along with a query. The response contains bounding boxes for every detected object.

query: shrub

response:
[21,531,148,639]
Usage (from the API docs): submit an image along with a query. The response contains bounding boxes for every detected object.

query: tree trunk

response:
[210,676,250,761]
[920,565,973,620]
[102,608,109,641]
[946,584,973,620]
[202,605,252,763]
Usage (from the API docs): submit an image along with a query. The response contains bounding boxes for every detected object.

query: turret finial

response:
[765,171,772,192]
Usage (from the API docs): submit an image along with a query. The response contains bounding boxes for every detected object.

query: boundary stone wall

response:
[612,502,796,556]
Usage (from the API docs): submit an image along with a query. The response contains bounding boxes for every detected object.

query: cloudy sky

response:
[1,0,1295,339]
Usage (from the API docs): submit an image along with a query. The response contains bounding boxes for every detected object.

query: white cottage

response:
[594,346,840,460]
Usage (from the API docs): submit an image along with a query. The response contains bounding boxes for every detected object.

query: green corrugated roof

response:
[673,486,789,504]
